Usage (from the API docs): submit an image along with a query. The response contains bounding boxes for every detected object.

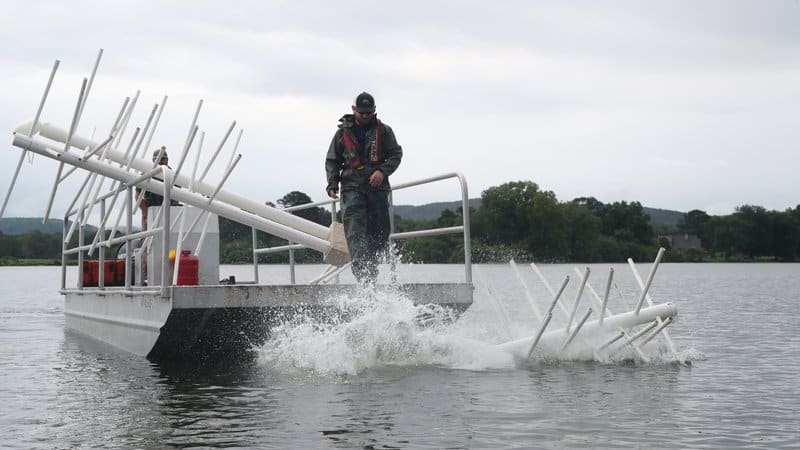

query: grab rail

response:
[251,172,472,284]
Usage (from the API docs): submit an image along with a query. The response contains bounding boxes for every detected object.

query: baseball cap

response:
[354,92,376,113]
[152,148,168,162]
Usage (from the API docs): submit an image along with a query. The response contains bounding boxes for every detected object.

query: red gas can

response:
[82,260,99,287]
[177,250,199,286]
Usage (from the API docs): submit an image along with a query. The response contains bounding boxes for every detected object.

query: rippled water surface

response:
[1,263,798,448]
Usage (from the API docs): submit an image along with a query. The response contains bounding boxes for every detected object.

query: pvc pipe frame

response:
[13,134,333,254]
[0,59,60,219]
[17,122,331,243]
[497,302,678,357]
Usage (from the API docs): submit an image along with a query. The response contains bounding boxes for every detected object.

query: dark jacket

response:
[325,114,402,192]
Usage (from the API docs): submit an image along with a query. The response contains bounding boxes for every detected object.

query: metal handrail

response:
[62,166,173,296]
[250,172,472,284]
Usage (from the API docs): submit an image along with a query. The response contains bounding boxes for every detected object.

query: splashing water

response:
[255,284,516,376]
[255,259,696,376]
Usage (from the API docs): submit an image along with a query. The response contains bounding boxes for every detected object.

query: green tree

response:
[562,202,602,261]
[277,191,331,226]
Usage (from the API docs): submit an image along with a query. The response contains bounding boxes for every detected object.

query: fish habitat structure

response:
[4,51,682,364]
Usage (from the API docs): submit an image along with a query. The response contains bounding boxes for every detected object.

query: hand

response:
[369,170,384,187]
[328,188,339,199]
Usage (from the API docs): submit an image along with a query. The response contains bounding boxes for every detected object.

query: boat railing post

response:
[456,172,472,284]
[125,186,133,289]
[77,211,85,289]
[61,214,68,291]
[98,199,106,288]
[252,227,259,284]
[288,240,296,284]
[161,167,171,297]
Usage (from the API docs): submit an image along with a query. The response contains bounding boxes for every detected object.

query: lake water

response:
[1,263,798,449]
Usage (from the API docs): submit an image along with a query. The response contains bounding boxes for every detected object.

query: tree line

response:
[2,181,799,264]
[397,181,800,263]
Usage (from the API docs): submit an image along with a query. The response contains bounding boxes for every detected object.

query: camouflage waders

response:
[341,189,390,283]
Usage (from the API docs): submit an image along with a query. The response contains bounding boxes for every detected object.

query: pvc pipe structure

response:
[546,276,569,317]
[567,267,590,333]
[628,250,679,360]
[571,268,650,361]
[641,316,673,346]
[497,302,677,359]
[634,247,665,314]
[13,134,333,254]
[526,312,552,358]
[531,263,572,319]
[139,96,167,160]
[0,59,59,219]
[510,259,542,322]
[199,121,235,183]
[598,330,625,351]
[43,78,87,224]
[486,282,514,342]
[20,122,331,242]
[562,308,593,352]
[600,268,613,326]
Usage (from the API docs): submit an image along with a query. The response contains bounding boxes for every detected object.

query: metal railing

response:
[60,166,174,297]
[251,172,473,284]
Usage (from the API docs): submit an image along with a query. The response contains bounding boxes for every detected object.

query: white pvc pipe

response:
[43,78,87,223]
[199,120,234,183]
[13,134,332,253]
[562,308,593,351]
[21,122,330,240]
[486,282,514,342]
[634,247,665,314]
[526,312,552,358]
[567,266,590,333]
[628,249,679,360]
[497,302,677,359]
[641,316,673,346]
[139,96,167,160]
[600,267,613,326]
[0,59,59,219]
[510,259,542,322]
[531,263,572,319]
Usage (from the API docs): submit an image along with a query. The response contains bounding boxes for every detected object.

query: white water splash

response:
[255,284,515,376]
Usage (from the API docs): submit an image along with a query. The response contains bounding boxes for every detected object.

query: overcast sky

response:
[2,0,799,219]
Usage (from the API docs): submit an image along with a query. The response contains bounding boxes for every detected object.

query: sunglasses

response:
[356,110,375,115]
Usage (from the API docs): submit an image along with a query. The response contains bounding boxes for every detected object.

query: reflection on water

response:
[1,264,799,448]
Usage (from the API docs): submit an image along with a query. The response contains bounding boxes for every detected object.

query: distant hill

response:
[0,217,96,235]
[1,204,685,235]
[642,207,685,228]
[393,201,685,227]
[394,199,482,221]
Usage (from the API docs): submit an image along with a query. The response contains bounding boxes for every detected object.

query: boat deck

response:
[64,282,473,361]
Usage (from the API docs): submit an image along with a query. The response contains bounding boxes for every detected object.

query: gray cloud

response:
[1,0,798,219]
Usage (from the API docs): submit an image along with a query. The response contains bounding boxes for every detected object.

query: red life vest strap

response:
[342,120,382,170]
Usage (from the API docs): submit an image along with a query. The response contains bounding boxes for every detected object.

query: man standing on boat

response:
[325,92,403,283]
